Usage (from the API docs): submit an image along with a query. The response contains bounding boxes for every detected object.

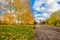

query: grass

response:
[0,25,34,40]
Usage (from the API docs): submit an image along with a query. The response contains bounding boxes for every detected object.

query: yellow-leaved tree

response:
[48,10,60,25]
[13,0,35,24]
[0,0,35,25]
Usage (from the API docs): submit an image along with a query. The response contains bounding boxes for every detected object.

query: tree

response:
[0,0,35,25]
[40,10,60,26]
[48,10,60,26]
[13,0,35,24]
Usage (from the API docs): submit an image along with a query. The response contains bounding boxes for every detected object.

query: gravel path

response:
[33,25,60,40]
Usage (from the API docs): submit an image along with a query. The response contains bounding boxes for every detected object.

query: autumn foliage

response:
[0,0,35,25]
[40,10,60,26]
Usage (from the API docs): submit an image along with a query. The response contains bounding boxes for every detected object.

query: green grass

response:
[0,25,34,40]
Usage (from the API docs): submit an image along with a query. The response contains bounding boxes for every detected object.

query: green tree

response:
[48,10,60,26]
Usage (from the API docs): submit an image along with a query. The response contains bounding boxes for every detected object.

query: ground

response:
[33,24,60,40]
[0,25,34,40]
[0,25,60,40]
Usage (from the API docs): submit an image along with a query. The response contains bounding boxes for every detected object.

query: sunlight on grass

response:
[0,25,34,40]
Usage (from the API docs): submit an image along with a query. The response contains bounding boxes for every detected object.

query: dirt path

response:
[33,25,60,40]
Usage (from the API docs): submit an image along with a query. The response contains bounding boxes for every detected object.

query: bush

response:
[56,23,60,26]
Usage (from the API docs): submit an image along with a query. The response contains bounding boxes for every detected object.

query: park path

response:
[33,24,60,40]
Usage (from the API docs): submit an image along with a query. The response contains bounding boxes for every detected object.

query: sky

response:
[30,0,60,22]
[0,0,9,14]
[0,0,60,23]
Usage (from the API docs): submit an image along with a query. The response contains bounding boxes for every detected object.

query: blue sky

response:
[30,0,60,22]
[0,0,60,23]
[0,0,9,15]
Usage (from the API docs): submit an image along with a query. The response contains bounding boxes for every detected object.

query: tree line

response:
[0,0,35,25]
[40,10,60,26]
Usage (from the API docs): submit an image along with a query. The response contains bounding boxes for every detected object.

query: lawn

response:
[0,25,34,40]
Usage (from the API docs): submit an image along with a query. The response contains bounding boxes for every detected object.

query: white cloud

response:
[46,0,55,4]
[35,7,40,11]
[33,0,44,11]
[34,14,41,17]
[42,13,48,16]
[48,1,60,12]
[32,0,60,22]
[33,0,60,12]
[0,0,8,4]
